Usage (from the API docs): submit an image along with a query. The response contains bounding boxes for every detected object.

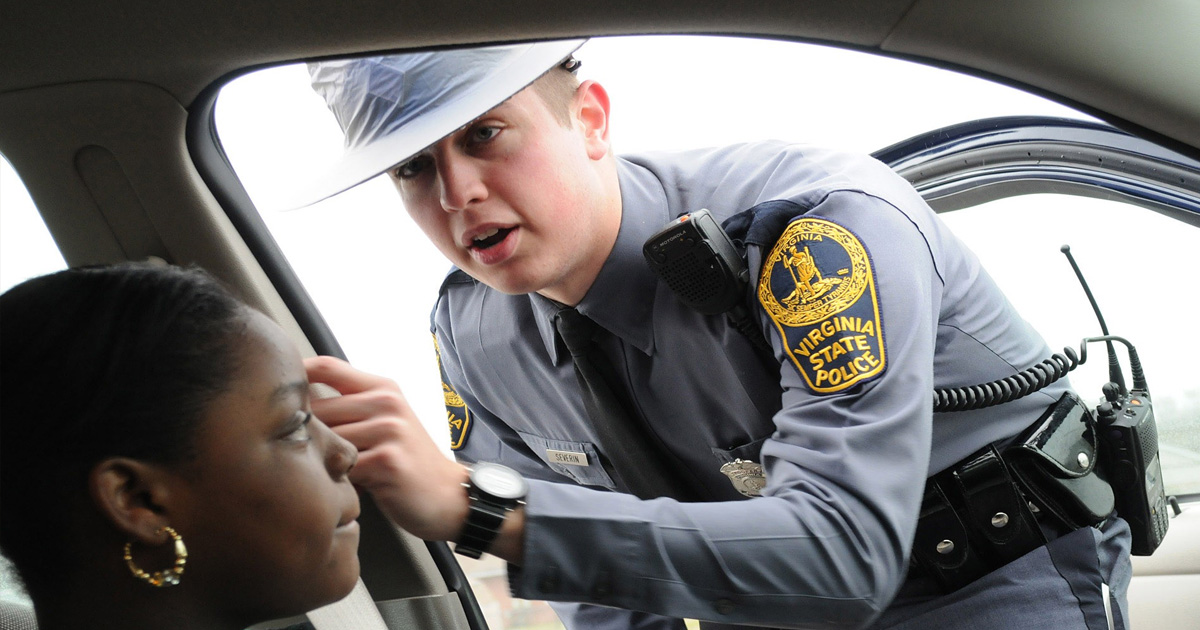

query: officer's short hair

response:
[530,63,580,127]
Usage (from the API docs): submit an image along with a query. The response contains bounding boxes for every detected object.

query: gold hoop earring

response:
[123,526,188,587]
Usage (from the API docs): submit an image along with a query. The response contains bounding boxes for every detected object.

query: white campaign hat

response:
[297,39,586,207]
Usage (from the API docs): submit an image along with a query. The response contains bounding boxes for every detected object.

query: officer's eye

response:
[393,156,431,180]
[470,125,500,144]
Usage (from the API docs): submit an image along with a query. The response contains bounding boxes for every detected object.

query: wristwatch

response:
[454,462,528,559]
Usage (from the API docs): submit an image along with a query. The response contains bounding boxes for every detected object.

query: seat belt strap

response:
[307,579,390,630]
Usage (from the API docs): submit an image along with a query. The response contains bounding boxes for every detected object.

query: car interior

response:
[2,1,1198,629]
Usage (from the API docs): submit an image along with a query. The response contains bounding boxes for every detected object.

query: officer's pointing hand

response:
[305,356,470,543]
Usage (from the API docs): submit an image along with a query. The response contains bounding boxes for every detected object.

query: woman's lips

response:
[337,498,360,529]
[336,511,360,531]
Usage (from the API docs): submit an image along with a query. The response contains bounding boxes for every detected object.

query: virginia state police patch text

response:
[758,217,886,393]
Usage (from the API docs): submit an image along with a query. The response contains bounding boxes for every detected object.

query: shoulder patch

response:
[433,334,472,450]
[758,217,885,393]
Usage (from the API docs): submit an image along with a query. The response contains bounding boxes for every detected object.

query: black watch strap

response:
[455,498,512,559]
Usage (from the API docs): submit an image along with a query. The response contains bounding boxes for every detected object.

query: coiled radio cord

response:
[932,335,1142,412]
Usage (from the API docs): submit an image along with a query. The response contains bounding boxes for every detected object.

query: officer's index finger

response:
[311,389,415,427]
[304,355,395,396]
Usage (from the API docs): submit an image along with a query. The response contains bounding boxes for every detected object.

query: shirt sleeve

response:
[508,190,940,629]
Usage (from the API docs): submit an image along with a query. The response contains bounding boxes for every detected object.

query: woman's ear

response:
[573,80,612,160]
[89,458,176,544]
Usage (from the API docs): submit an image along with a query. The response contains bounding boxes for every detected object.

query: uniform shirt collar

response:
[533,157,670,362]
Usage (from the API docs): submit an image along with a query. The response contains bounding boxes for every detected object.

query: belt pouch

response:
[1004,392,1115,530]
[948,445,1045,567]
[910,480,991,592]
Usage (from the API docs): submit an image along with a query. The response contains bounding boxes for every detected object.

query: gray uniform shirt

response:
[432,141,1072,628]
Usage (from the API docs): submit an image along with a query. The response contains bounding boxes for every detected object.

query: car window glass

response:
[213,35,1194,630]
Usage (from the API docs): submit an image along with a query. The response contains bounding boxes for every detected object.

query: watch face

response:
[473,463,528,500]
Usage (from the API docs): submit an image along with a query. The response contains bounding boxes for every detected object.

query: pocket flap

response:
[516,430,618,490]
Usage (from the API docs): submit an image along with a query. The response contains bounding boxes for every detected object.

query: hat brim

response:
[284,39,586,209]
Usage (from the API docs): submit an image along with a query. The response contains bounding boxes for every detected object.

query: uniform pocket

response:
[516,430,618,490]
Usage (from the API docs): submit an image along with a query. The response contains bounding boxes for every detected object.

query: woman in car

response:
[0,262,361,630]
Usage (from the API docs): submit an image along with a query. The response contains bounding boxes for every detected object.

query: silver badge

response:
[720,459,766,497]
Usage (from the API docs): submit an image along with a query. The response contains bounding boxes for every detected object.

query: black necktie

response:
[553,307,696,501]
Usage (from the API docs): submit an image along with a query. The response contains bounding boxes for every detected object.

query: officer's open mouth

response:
[471,227,514,250]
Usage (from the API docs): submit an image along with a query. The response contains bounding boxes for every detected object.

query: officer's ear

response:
[573,80,611,160]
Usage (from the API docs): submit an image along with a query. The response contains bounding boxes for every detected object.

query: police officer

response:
[303,40,1132,630]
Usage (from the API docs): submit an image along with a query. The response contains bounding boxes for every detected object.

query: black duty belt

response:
[911,392,1116,592]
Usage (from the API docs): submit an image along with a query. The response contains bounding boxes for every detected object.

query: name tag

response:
[546,449,589,467]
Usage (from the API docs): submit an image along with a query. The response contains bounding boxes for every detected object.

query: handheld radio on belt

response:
[1061,246,1170,555]
[643,209,1169,559]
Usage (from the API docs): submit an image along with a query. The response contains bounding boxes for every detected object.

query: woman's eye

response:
[282,411,313,442]
[393,156,431,180]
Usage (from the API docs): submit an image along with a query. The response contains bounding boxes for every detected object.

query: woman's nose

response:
[319,420,358,480]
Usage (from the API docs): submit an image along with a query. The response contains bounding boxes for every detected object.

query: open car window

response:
[213,35,1199,630]
[213,34,1100,455]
